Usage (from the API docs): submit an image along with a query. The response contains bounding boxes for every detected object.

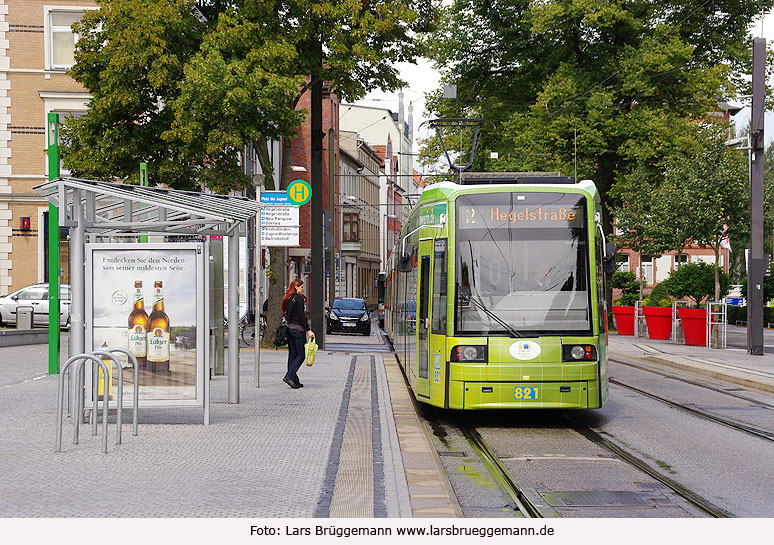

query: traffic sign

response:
[287,179,312,205]
[260,226,299,246]
[261,206,299,226]
[260,191,292,205]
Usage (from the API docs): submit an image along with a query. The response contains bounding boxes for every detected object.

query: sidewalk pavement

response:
[0,335,458,518]
[608,332,774,394]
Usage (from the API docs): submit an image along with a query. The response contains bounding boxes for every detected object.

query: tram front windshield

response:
[455,192,591,336]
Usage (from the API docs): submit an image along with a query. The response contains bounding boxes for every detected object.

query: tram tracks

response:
[456,419,556,518]
[415,357,767,518]
[561,415,734,518]
[450,412,734,518]
[609,357,774,442]
[609,377,774,442]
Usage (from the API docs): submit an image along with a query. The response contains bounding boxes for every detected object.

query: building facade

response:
[1,0,98,294]
[340,98,414,270]
[338,130,381,307]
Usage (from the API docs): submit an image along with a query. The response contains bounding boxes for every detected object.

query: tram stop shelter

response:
[34,177,264,412]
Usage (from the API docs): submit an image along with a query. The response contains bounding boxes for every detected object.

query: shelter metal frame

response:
[35,177,264,410]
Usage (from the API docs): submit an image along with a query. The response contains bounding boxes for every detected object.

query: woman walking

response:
[280,279,314,389]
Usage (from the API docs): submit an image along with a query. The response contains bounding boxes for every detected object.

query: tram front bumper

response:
[452,380,596,409]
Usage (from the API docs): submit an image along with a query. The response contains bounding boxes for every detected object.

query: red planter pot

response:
[678,308,709,346]
[643,307,673,340]
[612,306,635,335]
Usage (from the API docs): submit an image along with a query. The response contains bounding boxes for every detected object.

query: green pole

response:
[140,162,148,243]
[47,113,60,374]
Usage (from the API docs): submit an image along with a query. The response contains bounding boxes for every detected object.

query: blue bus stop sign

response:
[287,179,312,205]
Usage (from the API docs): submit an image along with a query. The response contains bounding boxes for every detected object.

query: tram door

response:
[416,240,433,399]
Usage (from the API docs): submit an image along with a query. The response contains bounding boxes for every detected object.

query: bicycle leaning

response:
[238,312,266,346]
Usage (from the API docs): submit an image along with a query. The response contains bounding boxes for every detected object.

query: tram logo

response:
[509,340,541,360]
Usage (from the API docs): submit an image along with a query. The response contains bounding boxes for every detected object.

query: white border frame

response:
[84,242,209,415]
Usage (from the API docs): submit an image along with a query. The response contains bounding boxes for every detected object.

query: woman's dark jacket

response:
[284,293,309,332]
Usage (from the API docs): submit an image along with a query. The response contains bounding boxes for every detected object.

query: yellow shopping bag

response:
[304,338,318,366]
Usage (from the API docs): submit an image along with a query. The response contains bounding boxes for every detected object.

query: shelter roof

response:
[34,177,262,236]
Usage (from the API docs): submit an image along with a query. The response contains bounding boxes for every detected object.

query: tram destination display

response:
[458,199,585,229]
[85,243,207,408]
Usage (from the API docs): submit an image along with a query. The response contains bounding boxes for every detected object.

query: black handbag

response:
[273,323,288,346]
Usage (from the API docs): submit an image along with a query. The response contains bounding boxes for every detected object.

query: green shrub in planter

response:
[664,262,730,308]
[611,270,640,306]
[643,281,672,307]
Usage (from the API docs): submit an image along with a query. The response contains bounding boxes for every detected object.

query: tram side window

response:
[432,239,447,334]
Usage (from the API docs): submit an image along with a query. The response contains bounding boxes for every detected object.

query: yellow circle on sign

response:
[287,179,312,205]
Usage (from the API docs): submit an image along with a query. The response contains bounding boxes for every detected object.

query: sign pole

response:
[328,127,336,312]
[310,72,325,349]
[47,113,60,374]
[748,37,765,355]
[260,184,263,388]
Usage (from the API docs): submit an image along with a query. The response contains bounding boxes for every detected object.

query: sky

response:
[355,8,774,172]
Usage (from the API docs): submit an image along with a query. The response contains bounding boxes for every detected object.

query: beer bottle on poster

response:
[147,280,170,373]
[128,280,148,367]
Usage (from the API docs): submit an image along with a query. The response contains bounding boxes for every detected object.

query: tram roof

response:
[418,176,599,205]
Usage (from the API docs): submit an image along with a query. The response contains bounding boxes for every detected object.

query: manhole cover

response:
[542,491,653,507]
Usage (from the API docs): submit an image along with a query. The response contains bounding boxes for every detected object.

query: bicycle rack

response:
[671,301,690,343]
[56,348,140,453]
[706,302,728,349]
[56,354,110,453]
[104,347,139,439]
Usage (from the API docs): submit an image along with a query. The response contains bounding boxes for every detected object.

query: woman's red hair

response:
[280,279,303,314]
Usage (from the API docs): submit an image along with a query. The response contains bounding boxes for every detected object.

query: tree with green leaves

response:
[66,0,434,191]
[611,165,676,301]
[661,124,749,303]
[422,0,772,224]
[663,262,731,308]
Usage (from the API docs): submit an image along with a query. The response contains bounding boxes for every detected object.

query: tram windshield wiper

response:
[460,292,522,338]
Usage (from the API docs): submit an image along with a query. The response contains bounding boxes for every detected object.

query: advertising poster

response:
[85,243,206,407]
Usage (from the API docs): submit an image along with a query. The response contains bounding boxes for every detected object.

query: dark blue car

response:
[326,298,371,336]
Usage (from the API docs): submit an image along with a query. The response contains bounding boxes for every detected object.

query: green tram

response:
[384,172,617,410]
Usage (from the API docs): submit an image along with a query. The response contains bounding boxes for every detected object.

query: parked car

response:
[0,283,71,327]
[326,297,371,336]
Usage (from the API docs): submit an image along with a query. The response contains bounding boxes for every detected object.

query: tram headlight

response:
[563,344,597,361]
[451,345,488,362]
[570,346,586,360]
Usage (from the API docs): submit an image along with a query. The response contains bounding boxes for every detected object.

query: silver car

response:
[0,283,71,327]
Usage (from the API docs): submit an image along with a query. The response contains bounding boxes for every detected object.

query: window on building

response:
[616,254,630,273]
[641,255,654,285]
[48,10,87,70]
[674,254,689,269]
[342,213,359,242]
